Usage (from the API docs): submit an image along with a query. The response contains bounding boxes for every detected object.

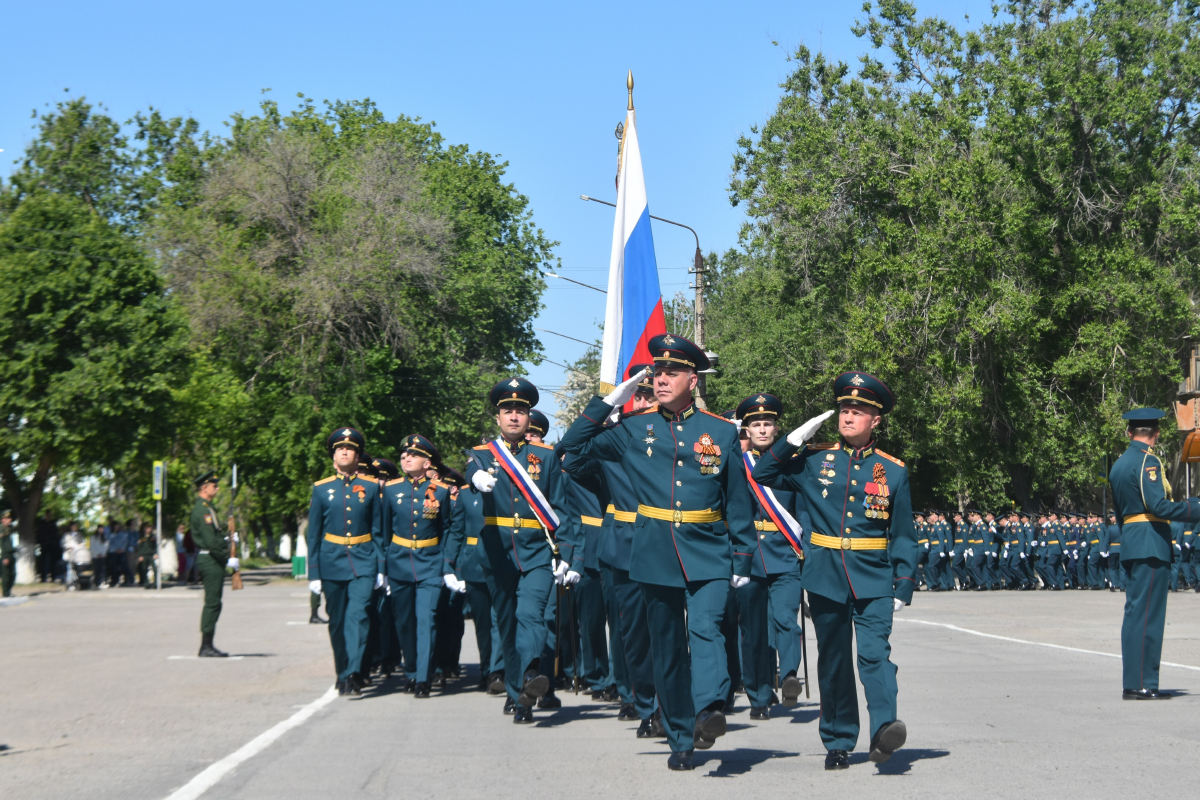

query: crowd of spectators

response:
[36,513,199,590]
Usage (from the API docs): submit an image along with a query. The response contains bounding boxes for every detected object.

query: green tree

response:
[0,193,189,579]
[151,97,553,539]
[712,0,1200,510]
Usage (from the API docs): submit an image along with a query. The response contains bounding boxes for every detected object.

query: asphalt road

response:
[3,578,1199,799]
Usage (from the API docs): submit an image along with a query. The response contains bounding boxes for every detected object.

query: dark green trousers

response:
[600,564,631,705]
[576,567,612,692]
[809,591,898,752]
[2,562,15,597]
[736,571,803,707]
[196,554,225,635]
[324,576,373,682]
[1122,558,1170,691]
[608,565,656,719]
[464,580,497,675]
[640,579,730,753]
[485,562,552,701]
[388,576,441,684]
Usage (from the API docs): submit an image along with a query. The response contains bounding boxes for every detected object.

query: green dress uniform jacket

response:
[559,396,756,587]
[381,476,462,583]
[1110,441,1198,562]
[752,439,918,604]
[741,450,805,578]
[464,440,577,572]
[189,499,229,563]
[305,472,384,582]
[443,486,489,585]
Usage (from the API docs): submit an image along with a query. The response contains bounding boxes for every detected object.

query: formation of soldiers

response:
[911,508,1200,594]
[294,333,915,771]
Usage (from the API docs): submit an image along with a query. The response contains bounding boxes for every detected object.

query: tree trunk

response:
[1,450,55,584]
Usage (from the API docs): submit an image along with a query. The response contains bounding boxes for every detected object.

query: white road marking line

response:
[164,686,338,800]
[168,656,245,661]
[286,621,307,625]
[898,618,1200,672]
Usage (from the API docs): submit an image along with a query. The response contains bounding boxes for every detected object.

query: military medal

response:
[862,463,890,519]
[423,485,439,518]
[644,423,656,457]
[694,433,722,475]
[526,453,542,481]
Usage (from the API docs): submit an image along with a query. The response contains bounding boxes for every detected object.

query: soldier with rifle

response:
[190,471,239,657]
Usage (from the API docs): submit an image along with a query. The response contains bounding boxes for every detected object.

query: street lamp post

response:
[580,195,714,408]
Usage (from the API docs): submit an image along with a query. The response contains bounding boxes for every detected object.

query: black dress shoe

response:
[749,706,769,720]
[637,718,654,738]
[413,682,431,698]
[487,672,506,695]
[431,672,445,689]
[503,696,516,715]
[343,677,362,697]
[518,670,550,707]
[781,674,803,707]
[618,703,637,721]
[590,689,606,702]
[869,719,907,763]
[825,749,850,770]
[513,705,534,724]
[198,634,228,658]
[602,684,620,702]
[650,709,666,738]
[1123,688,1173,700]
[693,709,727,750]
[336,679,348,696]
[667,750,695,771]
[537,692,562,709]
[404,679,417,694]
[354,671,372,687]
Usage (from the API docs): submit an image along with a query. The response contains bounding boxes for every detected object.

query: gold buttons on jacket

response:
[851,480,857,486]
[845,528,851,533]
[849,496,855,502]
[676,481,681,486]
[847,511,853,517]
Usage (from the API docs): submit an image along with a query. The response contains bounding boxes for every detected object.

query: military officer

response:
[914,513,929,589]
[190,471,237,657]
[926,512,949,591]
[966,511,987,590]
[306,427,384,696]
[369,457,401,675]
[753,371,915,769]
[731,392,806,719]
[1039,512,1066,590]
[1085,514,1106,589]
[380,435,462,697]
[1108,408,1200,698]
[1102,512,1123,590]
[563,363,663,736]
[442,462,504,692]
[466,378,577,724]
[561,334,756,771]
[1,509,16,598]
[949,511,968,590]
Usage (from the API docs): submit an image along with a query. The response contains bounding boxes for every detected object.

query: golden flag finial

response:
[627,70,634,111]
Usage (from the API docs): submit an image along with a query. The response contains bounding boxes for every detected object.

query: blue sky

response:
[2,0,991,440]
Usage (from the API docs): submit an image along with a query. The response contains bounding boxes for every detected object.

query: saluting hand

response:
[603,368,650,408]
[786,410,836,447]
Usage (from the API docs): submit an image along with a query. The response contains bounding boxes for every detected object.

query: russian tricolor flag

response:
[599,79,667,394]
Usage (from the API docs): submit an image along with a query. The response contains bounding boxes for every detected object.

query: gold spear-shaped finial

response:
[627,70,634,111]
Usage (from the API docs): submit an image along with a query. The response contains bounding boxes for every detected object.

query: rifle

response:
[229,464,243,591]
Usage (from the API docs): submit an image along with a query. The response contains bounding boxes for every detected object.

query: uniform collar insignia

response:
[842,442,874,459]
[660,402,696,422]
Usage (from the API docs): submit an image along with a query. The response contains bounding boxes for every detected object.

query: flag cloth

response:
[485,440,560,533]
[742,452,805,557]
[599,101,667,394]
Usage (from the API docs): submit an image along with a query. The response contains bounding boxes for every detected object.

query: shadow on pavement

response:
[874,748,951,775]
[697,748,802,777]
[533,704,621,727]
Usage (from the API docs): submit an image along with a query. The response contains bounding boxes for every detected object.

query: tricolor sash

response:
[486,439,560,534]
[743,452,804,556]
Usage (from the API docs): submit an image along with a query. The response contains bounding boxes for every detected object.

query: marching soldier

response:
[733,392,806,719]
[381,435,462,698]
[966,511,987,590]
[442,462,504,692]
[1108,408,1200,698]
[1103,512,1123,591]
[561,335,756,770]
[306,427,384,696]
[563,364,663,736]
[466,378,578,724]
[753,371,916,769]
[190,471,237,657]
[914,513,928,589]
[950,511,967,590]
[370,457,401,675]
[926,512,949,591]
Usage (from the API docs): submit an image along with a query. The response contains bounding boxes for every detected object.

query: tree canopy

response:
[709,0,1200,510]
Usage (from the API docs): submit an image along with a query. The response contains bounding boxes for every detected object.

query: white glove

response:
[226,558,240,570]
[472,471,497,493]
[1020,553,1027,559]
[786,410,836,447]
[553,559,570,584]
[309,580,322,594]
[603,368,650,407]
[892,598,905,612]
[563,570,582,587]
[924,542,930,550]
[1101,551,1108,557]
[454,577,467,593]
[730,575,750,589]
[375,573,385,589]
[443,573,459,591]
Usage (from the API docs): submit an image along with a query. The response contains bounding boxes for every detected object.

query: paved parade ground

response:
[3,577,1200,800]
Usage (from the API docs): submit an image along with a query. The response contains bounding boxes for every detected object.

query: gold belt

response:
[1090,539,1099,544]
[484,516,543,529]
[1124,514,1167,525]
[1066,541,1077,546]
[324,533,372,545]
[755,520,780,532]
[466,537,479,545]
[1045,540,1059,544]
[605,504,637,523]
[637,505,723,524]
[580,516,604,527]
[391,535,439,549]
[810,532,888,551]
